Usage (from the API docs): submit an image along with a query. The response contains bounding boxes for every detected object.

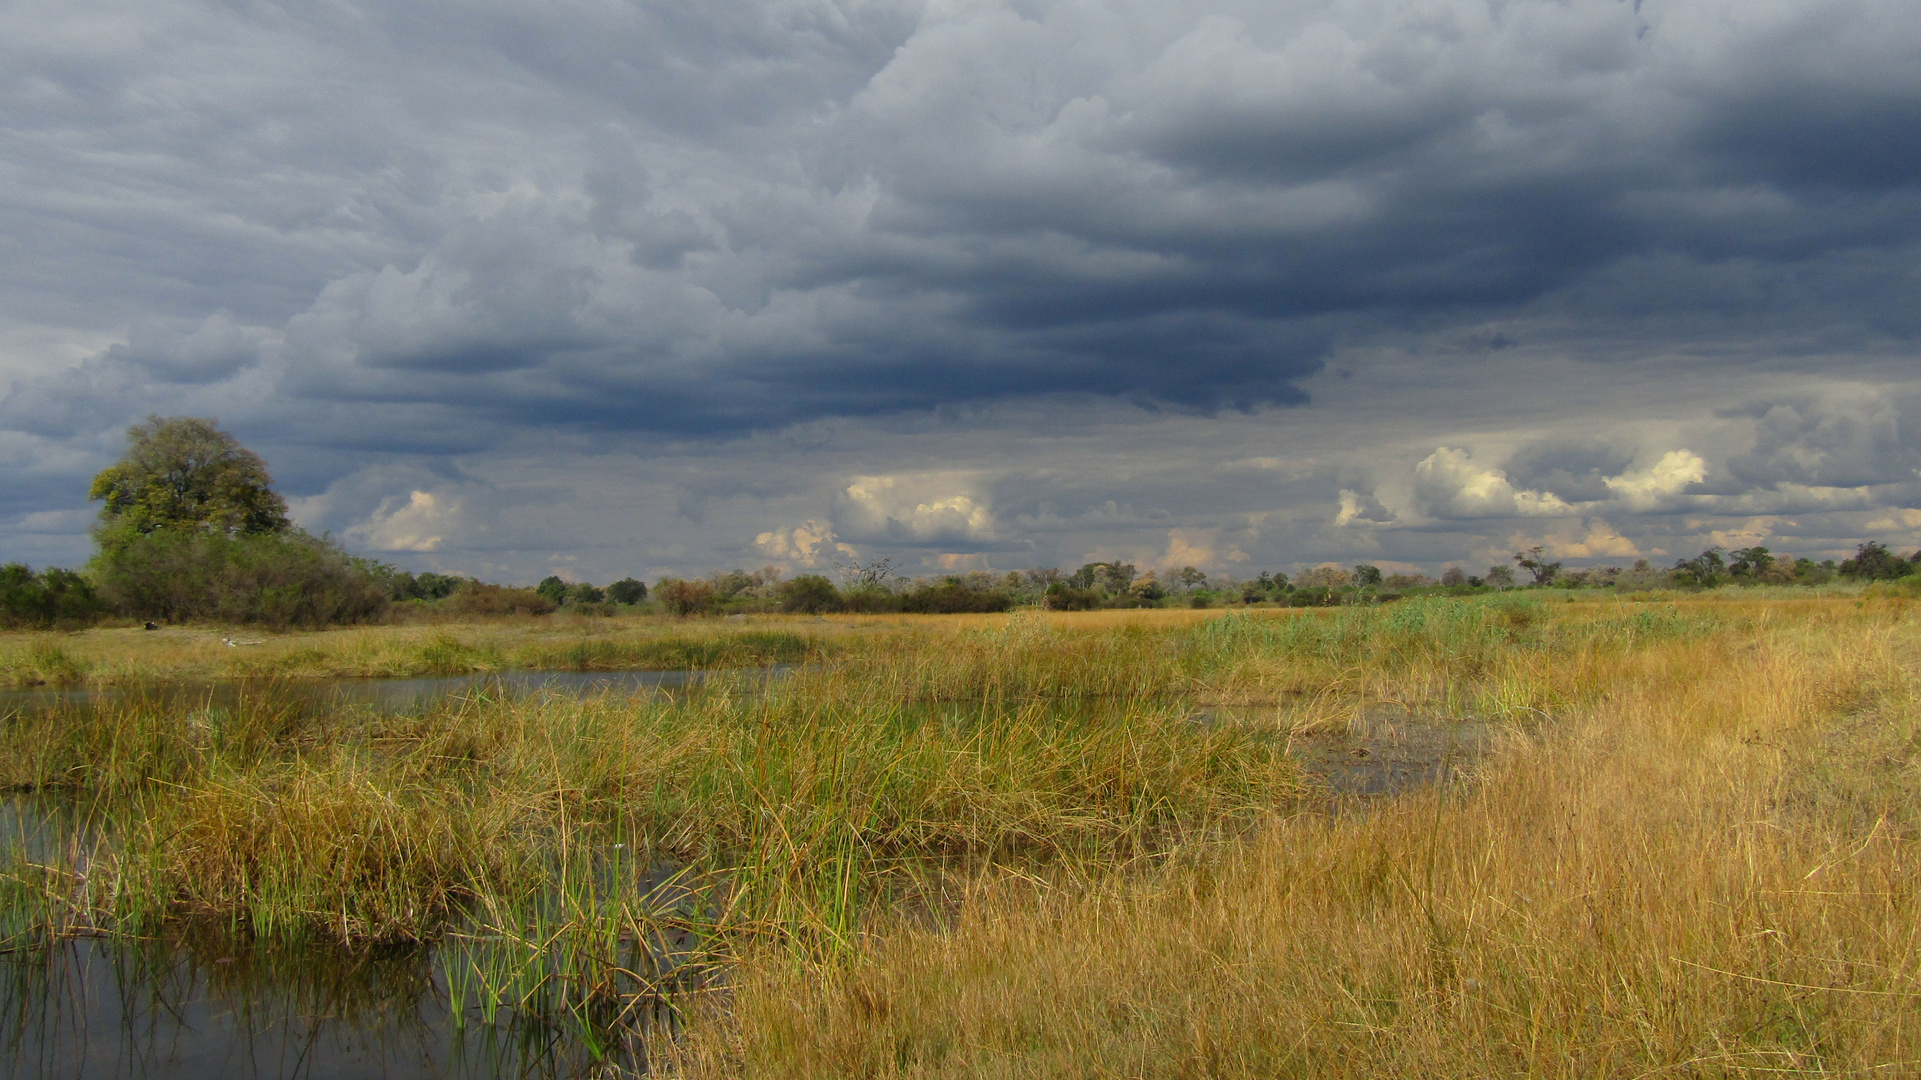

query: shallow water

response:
[0,667,750,1077]
[1192,706,1497,798]
[0,934,660,1079]
[0,795,699,1079]
[1284,713,1495,798]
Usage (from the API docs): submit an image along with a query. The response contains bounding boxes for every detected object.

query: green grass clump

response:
[515,629,824,672]
[0,641,90,688]
[0,626,1300,949]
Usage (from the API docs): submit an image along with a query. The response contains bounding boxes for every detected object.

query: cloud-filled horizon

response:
[3,0,1919,584]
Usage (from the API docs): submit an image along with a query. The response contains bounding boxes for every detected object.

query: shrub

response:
[1839,541,1915,581]
[90,529,389,627]
[441,582,556,617]
[605,577,647,605]
[0,564,105,628]
[842,585,900,613]
[389,570,464,601]
[1043,584,1102,611]
[780,575,845,614]
[654,578,715,617]
[900,580,1013,614]
[535,575,569,604]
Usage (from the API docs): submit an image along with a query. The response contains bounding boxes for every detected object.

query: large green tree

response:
[89,415,290,540]
[86,416,386,626]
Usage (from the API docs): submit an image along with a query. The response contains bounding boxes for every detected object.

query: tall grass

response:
[0,633,1300,948]
[661,597,1921,1078]
[0,619,839,685]
[4,594,1897,1074]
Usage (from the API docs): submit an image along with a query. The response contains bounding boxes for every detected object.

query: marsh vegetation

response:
[0,595,1915,1076]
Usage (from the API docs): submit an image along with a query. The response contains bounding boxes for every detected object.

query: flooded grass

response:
[0,594,1897,1076]
[0,619,840,689]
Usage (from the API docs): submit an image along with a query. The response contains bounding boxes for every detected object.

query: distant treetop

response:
[88,415,290,539]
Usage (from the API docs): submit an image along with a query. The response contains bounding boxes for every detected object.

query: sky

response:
[3,0,1920,585]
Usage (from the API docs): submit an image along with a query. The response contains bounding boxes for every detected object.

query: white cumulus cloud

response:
[836,473,998,546]
[1604,450,1708,509]
[754,519,850,566]
[347,490,458,552]
[1415,447,1573,519]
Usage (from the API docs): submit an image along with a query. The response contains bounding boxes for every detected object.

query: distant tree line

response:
[10,416,1920,629]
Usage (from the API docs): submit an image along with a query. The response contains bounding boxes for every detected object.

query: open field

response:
[0,594,1917,1076]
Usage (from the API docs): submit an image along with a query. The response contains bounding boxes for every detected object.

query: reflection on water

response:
[0,933,659,1079]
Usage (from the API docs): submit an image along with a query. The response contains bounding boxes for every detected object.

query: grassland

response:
[1,594,1917,1076]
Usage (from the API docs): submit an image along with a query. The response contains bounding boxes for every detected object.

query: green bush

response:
[1839,541,1917,581]
[842,585,900,613]
[389,570,464,601]
[0,564,105,628]
[780,575,845,614]
[90,530,389,627]
[441,582,556,617]
[535,575,569,604]
[1043,584,1101,611]
[901,580,1013,614]
[605,577,647,605]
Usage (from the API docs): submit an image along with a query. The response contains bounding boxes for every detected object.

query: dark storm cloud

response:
[1503,439,1638,504]
[5,0,1921,573]
[8,0,1916,449]
[1723,391,1921,490]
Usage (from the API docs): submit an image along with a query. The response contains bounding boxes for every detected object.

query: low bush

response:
[1043,584,1102,611]
[655,578,716,616]
[843,585,900,613]
[606,577,648,605]
[90,529,389,627]
[900,580,1013,614]
[780,575,845,614]
[387,570,464,601]
[441,582,557,617]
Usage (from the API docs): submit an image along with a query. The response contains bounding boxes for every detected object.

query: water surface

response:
[0,934,660,1079]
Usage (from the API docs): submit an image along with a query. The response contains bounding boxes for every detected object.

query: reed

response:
[0,618,844,686]
[4,594,1897,1075]
[661,596,1921,1078]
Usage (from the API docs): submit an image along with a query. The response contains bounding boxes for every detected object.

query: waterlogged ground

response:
[0,672,740,1079]
[0,668,768,718]
[0,676,1494,1076]
[0,934,665,1079]
[0,787,704,1079]
[3,600,1700,1078]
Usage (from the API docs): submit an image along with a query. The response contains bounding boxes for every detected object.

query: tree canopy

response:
[88,416,290,540]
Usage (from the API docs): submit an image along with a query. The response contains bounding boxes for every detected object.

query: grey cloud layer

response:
[3,0,1919,573]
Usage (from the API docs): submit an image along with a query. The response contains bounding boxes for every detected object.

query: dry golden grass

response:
[662,596,1921,1078]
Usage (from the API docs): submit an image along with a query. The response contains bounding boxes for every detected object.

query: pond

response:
[0,932,672,1079]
